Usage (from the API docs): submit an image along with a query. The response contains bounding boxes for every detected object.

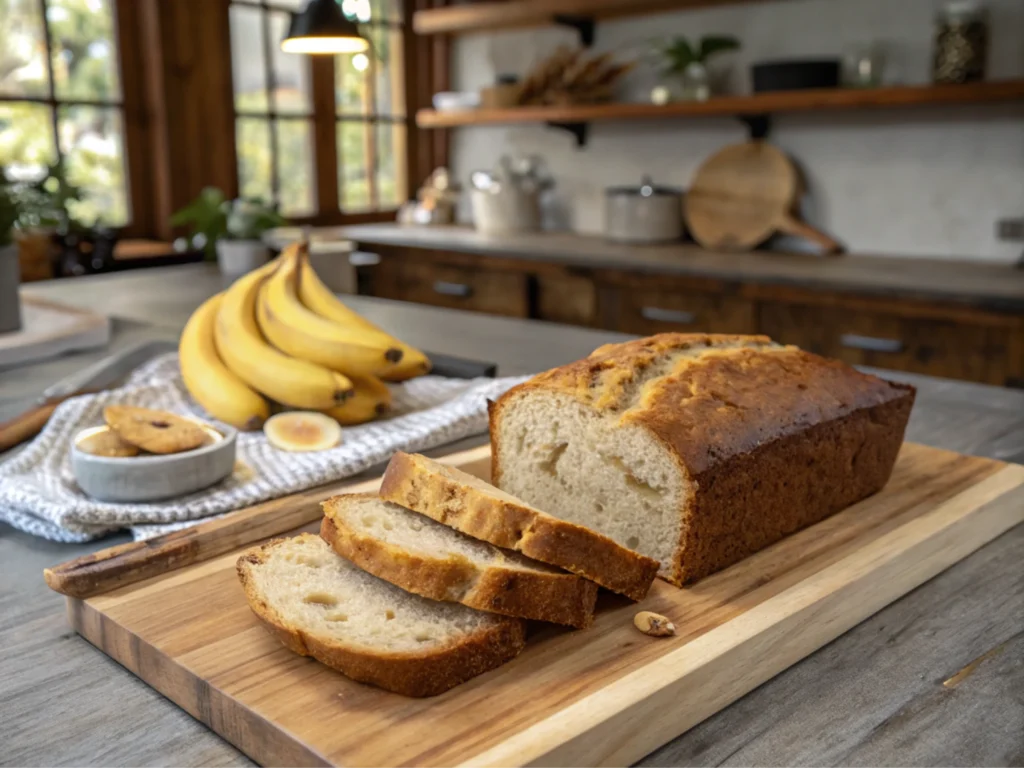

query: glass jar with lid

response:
[933,0,988,84]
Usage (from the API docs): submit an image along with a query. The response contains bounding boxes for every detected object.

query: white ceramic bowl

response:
[71,422,237,503]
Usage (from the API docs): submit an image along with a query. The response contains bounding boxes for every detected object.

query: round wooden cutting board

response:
[685,141,841,254]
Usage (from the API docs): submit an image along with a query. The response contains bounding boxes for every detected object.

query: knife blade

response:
[41,339,178,401]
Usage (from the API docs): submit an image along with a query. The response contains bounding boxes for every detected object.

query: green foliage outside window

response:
[0,0,127,227]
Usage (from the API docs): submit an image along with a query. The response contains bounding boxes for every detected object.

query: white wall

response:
[450,0,1024,262]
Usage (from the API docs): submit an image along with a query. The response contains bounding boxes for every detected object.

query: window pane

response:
[0,102,57,177]
[340,0,371,23]
[236,117,272,202]
[276,119,315,216]
[338,120,371,211]
[370,26,404,117]
[344,0,403,24]
[335,51,370,116]
[269,11,312,114]
[230,5,268,113]
[0,0,50,98]
[58,105,127,226]
[376,122,405,209]
[48,0,121,102]
[369,0,403,23]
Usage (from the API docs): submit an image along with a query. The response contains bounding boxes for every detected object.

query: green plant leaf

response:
[170,188,286,259]
[657,36,697,74]
[698,35,741,62]
[170,187,230,259]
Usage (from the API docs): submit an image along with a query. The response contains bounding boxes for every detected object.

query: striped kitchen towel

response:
[0,353,527,542]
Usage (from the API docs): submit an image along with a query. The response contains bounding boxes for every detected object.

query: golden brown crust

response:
[379,453,659,601]
[235,536,527,697]
[319,495,598,628]
[672,390,914,584]
[490,333,916,586]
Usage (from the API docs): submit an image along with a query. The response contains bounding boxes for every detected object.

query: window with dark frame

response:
[228,0,408,220]
[0,0,130,227]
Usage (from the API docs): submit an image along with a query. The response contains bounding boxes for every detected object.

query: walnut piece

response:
[634,611,675,637]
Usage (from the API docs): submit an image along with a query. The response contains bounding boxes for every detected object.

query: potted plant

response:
[171,187,286,275]
[0,169,24,333]
[651,35,741,103]
[8,161,84,282]
[33,164,122,277]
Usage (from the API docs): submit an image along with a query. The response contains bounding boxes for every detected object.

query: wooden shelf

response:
[412,0,763,36]
[417,80,1024,132]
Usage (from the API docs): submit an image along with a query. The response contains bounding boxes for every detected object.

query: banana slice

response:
[264,411,343,453]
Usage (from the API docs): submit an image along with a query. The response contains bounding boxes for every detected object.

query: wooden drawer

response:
[759,301,1019,385]
[536,273,598,327]
[371,258,529,318]
[612,285,756,335]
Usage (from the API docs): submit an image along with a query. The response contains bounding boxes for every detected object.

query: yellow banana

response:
[296,255,432,381]
[257,246,403,376]
[378,348,433,382]
[179,294,270,430]
[321,373,392,426]
[215,265,353,410]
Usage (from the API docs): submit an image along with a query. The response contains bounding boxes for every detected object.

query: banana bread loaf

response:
[490,333,915,586]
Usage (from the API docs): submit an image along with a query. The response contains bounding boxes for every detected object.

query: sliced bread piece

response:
[321,493,598,628]
[236,533,526,697]
[379,452,660,601]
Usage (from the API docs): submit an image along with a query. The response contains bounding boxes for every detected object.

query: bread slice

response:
[321,493,598,628]
[379,452,659,601]
[236,534,526,697]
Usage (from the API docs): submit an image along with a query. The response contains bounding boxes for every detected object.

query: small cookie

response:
[104,405,207,455]
[77,429,141,458]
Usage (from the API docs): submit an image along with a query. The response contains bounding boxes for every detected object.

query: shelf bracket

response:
[546,121,589,147]
[552,14,595,46]
[737,113,771,139]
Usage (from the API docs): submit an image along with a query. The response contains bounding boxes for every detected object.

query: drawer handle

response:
[348,250,380,267]
[840,333,905,353]
[640,307,697,324]
[433,280,473,298]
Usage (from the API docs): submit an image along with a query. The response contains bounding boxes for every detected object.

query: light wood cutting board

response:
[51,443,1024,767]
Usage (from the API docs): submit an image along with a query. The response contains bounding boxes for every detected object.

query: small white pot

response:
[0,243,22,334]
[216,239,270,276]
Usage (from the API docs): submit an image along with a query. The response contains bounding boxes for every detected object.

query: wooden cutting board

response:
[0,295,110,368]
[51,443,1023,767]
[685,141,842,254]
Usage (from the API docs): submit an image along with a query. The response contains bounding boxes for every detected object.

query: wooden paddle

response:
[685,141,842,255]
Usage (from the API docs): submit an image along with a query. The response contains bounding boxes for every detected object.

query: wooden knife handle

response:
[0,401,61,453]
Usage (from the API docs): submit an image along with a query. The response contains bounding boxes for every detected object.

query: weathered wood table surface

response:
[1,264,1022,767]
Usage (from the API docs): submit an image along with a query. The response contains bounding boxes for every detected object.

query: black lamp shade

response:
[281,0,369,54]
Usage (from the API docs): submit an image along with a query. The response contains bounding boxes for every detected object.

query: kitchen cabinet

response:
[600,273,756,335]
[535,272,598,327]
[758,297,1022,386]
[352,235,1024,388]
[369,252,529,318]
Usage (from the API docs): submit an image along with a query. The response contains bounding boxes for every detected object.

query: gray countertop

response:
[2,264,1023,767]
[332,223,1024,311]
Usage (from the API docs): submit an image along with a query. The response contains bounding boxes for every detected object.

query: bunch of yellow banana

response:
[178,243,431,434]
